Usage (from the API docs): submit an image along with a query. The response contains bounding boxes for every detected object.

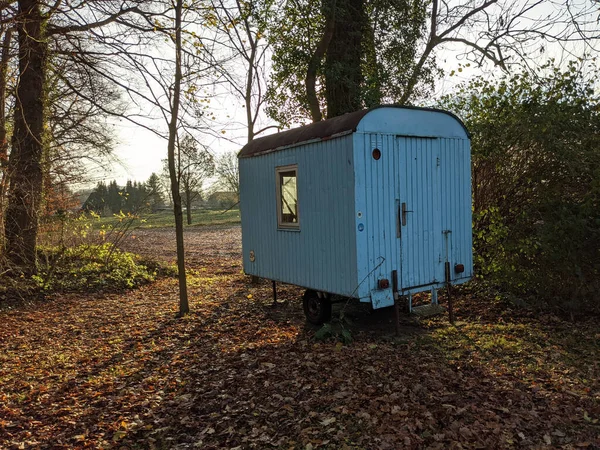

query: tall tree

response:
[362,0,432,106]
[45,43,123,187]
[4,0,142,273]
[85,0,228,314]
[266,0,430,123]
[163,135,214,225]
[208,0,278,141]
[0,19,14,235]
[214,151,239,199]
[4,0,46,272]
[166,0,190,316]
[266,0,600,123]
[146,172,164,211]
[107,180,123,214]
[265,0,324,126]
[323,0,365,118]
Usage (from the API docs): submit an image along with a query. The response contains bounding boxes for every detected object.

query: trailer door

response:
[397,137,444,290]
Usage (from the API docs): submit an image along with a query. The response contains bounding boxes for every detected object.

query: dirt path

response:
[0,226,598,449]
[119,224,243,268]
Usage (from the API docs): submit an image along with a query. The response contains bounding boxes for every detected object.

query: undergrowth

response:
[33,243,160,292]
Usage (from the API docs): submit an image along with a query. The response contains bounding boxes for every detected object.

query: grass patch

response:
[425,319,600,394]
[92,208,240,230]
[431,322,538,359]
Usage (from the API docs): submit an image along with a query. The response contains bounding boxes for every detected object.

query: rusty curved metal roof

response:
[238,105,468,158]
[239,109,369,158]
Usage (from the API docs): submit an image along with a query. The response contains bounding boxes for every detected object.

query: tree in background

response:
[123,180,148,213]
[265,0,430,123]
[85,0,229,316]
[322,0,366,118]
[266,0,600,124]
[440,59,600,313]
[214,151,239,200]
[1,0,219,278]
[92,0,231,316]
[82,182,109,215]
[106,181,123,214]
[82,179,156,215]
[265,0,328,125]
[163,135,215,225]
[146,172,165,211]
[208,0,278,142]
[41,173,80,217]
[45,44,123,187]
[0,3,124,254]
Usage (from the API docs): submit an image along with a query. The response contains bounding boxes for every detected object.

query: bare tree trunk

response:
[324,0,365,118]
[306,0,336,123]
[185,188,192,225]
[245,44,256,142]
[0,25,12,239]
[4,0,46,274]
[362,16,381,107]
[167,0,189,316]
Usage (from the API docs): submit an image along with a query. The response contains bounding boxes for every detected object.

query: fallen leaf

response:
[112,431,127,442]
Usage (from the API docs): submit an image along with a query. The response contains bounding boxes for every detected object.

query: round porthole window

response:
[372,148,381,160]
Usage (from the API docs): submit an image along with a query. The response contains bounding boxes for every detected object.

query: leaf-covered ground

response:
[1,225,599,449]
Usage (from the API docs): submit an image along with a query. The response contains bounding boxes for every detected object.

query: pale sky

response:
[89,86,248,189]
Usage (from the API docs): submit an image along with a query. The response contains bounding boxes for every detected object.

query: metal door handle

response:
[401,202,413,226]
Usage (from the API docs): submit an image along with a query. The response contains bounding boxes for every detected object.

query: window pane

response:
[279,170,297,224]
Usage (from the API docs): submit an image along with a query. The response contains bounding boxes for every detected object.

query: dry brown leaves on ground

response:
[1,225,599,449]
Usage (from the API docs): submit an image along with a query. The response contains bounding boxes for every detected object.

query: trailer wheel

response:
[303,290,332,324]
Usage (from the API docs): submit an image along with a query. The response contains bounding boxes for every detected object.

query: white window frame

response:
[275,164,300,229]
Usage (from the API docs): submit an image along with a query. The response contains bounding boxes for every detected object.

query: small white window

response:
[276,165,299,228]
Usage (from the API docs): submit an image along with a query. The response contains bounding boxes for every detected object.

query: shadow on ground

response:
[0,225,598,449]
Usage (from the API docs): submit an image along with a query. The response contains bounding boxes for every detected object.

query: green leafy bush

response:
[34,243,157,292]
[440,59,600,314]
[313,312,354,344]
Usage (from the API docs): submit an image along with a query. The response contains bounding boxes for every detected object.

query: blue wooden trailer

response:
[238,106,473,323]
